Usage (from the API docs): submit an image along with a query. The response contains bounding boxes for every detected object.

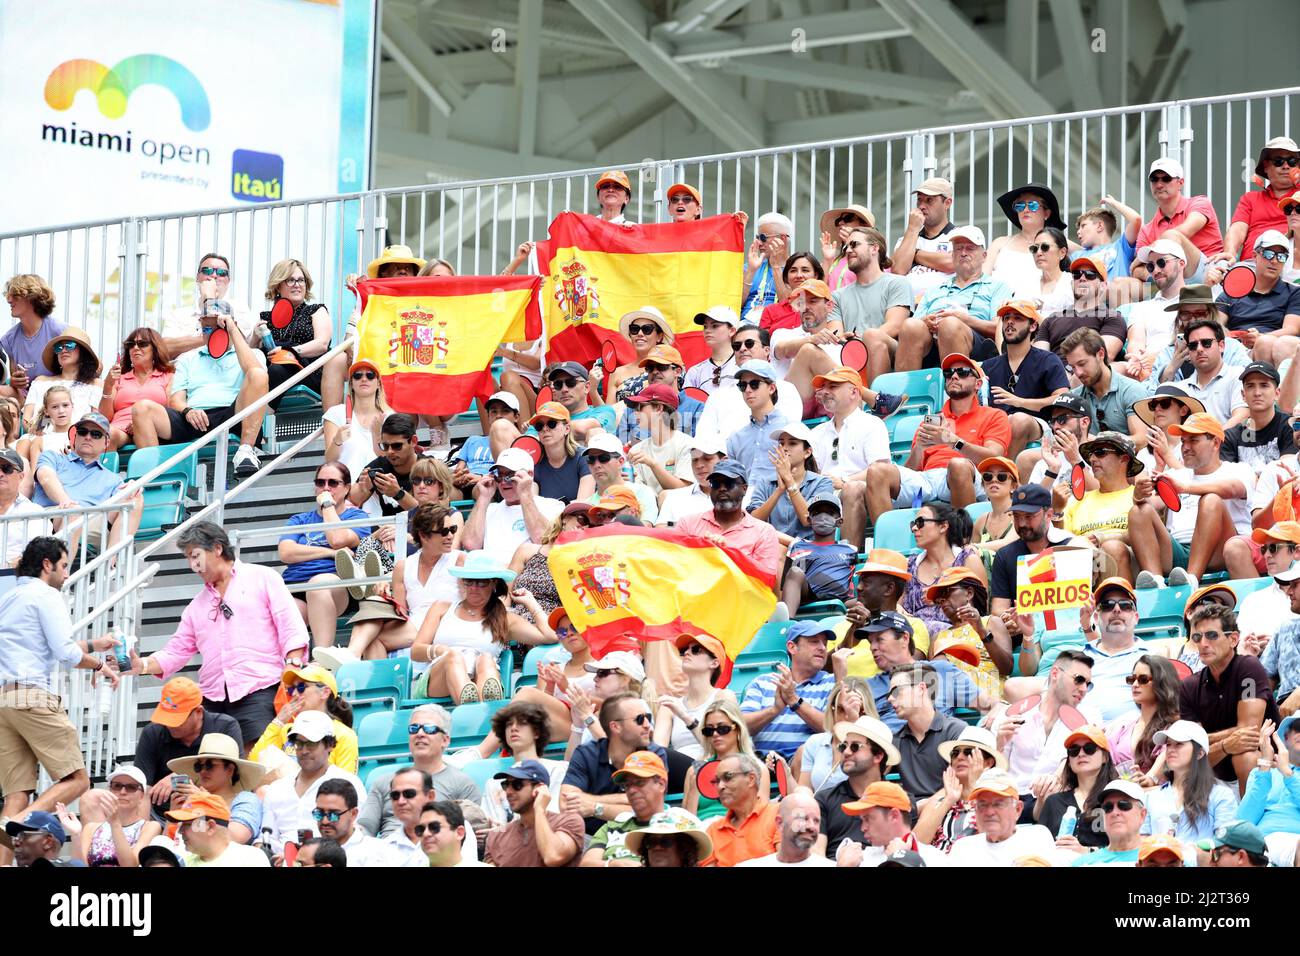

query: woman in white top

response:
[654,634,737,759]
[410,550,550,705]
[1026,227,1076,317]
[509,608,599,743]
[986,184,1071,297]
[790,679,875,794]
[323,358,391,517]
[22,327,103,436]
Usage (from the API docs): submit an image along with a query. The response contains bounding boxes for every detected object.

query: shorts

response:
[1170,537,1190,570]
[924,329,998,368]
[0,687,85,795]
[268,364,323,407]
[802,395,828,420]
[1227,534,1267,575]
[1265,831,1299,867]
[894,465,986,509]
[165,403,238,444]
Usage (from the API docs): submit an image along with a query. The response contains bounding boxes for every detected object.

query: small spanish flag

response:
[534,212,744,369]
[355,275,541,416]
[546,525,777,661]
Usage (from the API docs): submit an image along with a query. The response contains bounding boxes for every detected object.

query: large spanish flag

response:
[534,212,743,369]
[355,275,541,416]
[546,525,776,662]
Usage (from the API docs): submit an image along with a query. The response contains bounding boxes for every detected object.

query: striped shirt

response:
[741,670,835,758]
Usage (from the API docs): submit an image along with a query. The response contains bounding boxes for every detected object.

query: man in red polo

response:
[1133,158,1224,284]
[865,353,1010,523]
[1220,136,1300,266]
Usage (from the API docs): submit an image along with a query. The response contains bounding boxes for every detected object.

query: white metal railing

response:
[3,85,1297,364]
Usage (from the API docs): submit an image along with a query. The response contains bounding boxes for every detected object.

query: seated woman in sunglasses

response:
[251,665,358,774]
[504,609,598,743]
[22,327,104,437]
[527,401,595,504]
[653,634,737,760]
[913,726,1006,852]
[596,307,675,406]
[1105,655,1181,783]
[167,732,269,845]
[1034,725,1121,856]
[902,502,986,634]
[971,457,1019,566]
[925,566,1012,702]
[790,679,875,795]
[100,328,174,451]
[682,698,770,823]
[58,767,162,866]
[279,462,371,649]
[323,359,392,515]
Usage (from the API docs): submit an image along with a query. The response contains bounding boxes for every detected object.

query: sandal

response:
[458,681,480,704]
[480,677,504,701]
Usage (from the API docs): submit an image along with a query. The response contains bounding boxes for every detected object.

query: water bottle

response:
[621,447,635,484]
[96,669,114,718]
[1057,805,1078,839]
[113,633,135,672]
[258,322,276,351]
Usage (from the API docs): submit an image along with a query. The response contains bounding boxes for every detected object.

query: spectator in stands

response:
[1161,316,1247,426]
[418,800,485,867]
[1061,431,1138,579]
[1144,720,1239,848]
[867,354,1011,524]
[1204,820,1271,868]
[989,483,1078,620]
[652,633,734,760]
[987,183,1070,300]
[808,366,887,551]
[739,618,834,759]
[684,305,740,396]
[1074,197,1141,288]
[293,836,346,868]
[1181,605,1279,791]
[836,553,932,678]
[772,280,849,409]
[484,760,583,867]
[594,170,634,225]
[165,732,264,844]
[35,410,142,549]
[813,714,899,858]
[1222,136,1300,264]
[473,701,569,819]
[861,610,981,729]
[744,421,833,542]
[1222,361,1296,472]
[1035,258,1126,359]
[927,565,1011,700]
[257,259,346,410]
[59,765,160,867]
[1060,328,1146,451]
[347,413,420,516]
[542,362,616,439]
[462,447,563,563]
[1,812,68,867]
[830,227,914,371]
[742,212,793,323]
[1105,654,1180,780]
[970,457,1019,557]
[695,325,804,443]
[1231,523,1300,632]
[1133,159,1224,284]
[656,435,724,527]
[135,676,243,810]
[374,766,436,864]
[578,749,670,865]
[820,204,874,291]
[666,182,705,222]
[451,391,520,491]
[788,680,871,793]
[0,446,47,568]
[893,178,956,292]
[782,494,857,614]
[682,697,775,825]
[1129,413,1252,588]
[0,537,116,840]
[1019,226,1075,319]
[410,552,548,704]
[736,789,832,867]
[890,661,968,802]
[345,457,462,579]
[677,458,781,578]
[760,253,825,333]
[19,385,78,488]
[600,307,674,405]
[985,301,1071,458]
[913,726,1005,851]
[624,387,692,502]
[907,226,1009,373]
[526,401,594,503]
[323,359,391,510]
[1033,725,1118,852]
[944,769,1056,866]
[619,345,704,442]
[1070,780,1148,866]
[1262,566,1300,718]
[101,328,173,451]
[1239,717,1300,866]
[131,521,309,745]
[315,778,400,867]
[251,663,357,772]
[23,327,102,437]
[1121,240,1187,380]
[261,710,364,855]
[902,502,985,634]
[700,752,778,866]
[2,274,66,387]
[162,254,258,359]
[836,780,950,867]
[131,307,270,478]
[1153,285,1251,387]
[167,792,268,867]
[1220,231,1300,368]
[1136,834,1185,867]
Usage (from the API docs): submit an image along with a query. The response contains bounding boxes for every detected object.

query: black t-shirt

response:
[1221,408,1297,468]
[1037,790,1108,848]
[360,455,414,516]
[982,347,1072,413]
[134,711,244,785]
[817,778,870,857]
[1179,653,1280,782]
[533,448,591,504]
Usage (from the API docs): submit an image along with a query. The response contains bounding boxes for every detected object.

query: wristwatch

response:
[686,718,700,731]
[793,696,805,711]
[953,439,966,451]
[583,714,596,728]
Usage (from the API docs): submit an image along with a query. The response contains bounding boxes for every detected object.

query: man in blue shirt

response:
[616,345,704,443]
[34,412,141,547]
[1218,230,1300,368]
[983,300,1071,457]
[741,619,835,759]
[913,225,1013,367]
[860,611,982,731]
[541,362,616,441]
[726,359,791,489]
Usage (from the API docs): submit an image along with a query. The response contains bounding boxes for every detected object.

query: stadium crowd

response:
[4,138,1300,869]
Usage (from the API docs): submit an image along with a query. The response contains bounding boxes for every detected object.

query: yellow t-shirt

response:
[249,716,359,774]
[828,613,931,678]
[931,620,1003,700]
[1062,486,1135,536]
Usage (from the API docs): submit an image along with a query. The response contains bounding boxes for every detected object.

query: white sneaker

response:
[335,550,366,601]
[313,646,357,672]
[232,443,260,477]
[1135,571,1165,589]
[1167,568,1196,590]
[769,602,790,623]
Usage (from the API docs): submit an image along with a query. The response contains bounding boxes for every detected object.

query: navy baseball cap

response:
[855,610,913,638]
[1009,484,1053,512]
[1241,361,1281,384]
[786,620,836,642]
[1037,394,1089,421]
[4,811,67,844]
[708,459,748,482]
[546,361,589,381]
[493,759,550,786]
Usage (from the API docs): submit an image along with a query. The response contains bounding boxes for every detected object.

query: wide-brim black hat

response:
[997,183,1066,231]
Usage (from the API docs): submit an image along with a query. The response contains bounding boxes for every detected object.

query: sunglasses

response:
[837,740,866,754]
[1149,398,1181,411]
[830,436,839,462]
[668,195,696,205]
[490,469,517,484]
[1264,542,1296,555]
[411,476,441,488]
[501,779,534,792]
[736,378,767,391]
[379,441,408,451]
[199,266,231,278]
[124,338,151,349]
[1192,629,1234,643]
[314,478,345,489]
[193,759,233,774]
[351,370,377,381]
[910,516,942,529]
[207,599,233,622]
[536,419,565,431]
[1260,249,1290,263]
[678,643,713,658]
[1148,174,1175,184]
[732,337,759,350]
[586,452,618,464]
[628,323,659,336]
[286,682,324,697]
[1072,269,1102,281]
[943,366,977,379]
[950,746,982,759]
[1101,799,1137,813]
[1069,674,1094,689]
[109,781,143,793]
[1283,204,1300,217]
[1013,200,1042,212]
[75,426,105,440]
[1187,338,1217,351]
[549,377,581,390]
[980,471,1013,483]
[1066,742,1101,758]
[408,723,445,736]
[0,463,17,477]
[593,668,619,680]
[1027,243,1054,254]
[1150,257,1179,271]
[643,362,673,375]
[53,341,79,354]
[1098,599,1135,612]
[389,788,421,802]
[1048,414,1079,427]
[413,821,445,836]
[701,723,733,737]
[556,625,577,638]
[1125,673,1153,686]
[616,712,652,726]
[312,809,345,823]
[707,477,741,491]
[1269,156,1300,168]
[423,526,455,538]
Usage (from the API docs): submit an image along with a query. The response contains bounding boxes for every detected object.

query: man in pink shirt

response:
[1132,158,1223,284]
[677,458,782,581]
[1220,136,1300,266]
[131,521,309,746]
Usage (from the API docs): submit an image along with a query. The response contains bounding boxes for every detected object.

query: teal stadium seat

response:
[448,700,512,751]
[461,757,515,793]
[871,369,944,416]
[338,658,411,726]
[890,415,923,465]
[872,507,919,554]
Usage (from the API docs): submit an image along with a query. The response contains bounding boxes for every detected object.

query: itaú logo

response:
[44,54,211,132]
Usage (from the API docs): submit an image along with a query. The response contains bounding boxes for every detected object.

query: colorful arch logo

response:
[44,54,210,132]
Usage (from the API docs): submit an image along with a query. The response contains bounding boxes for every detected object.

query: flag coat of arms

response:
[355,275,541,416]
[534,212,744,369]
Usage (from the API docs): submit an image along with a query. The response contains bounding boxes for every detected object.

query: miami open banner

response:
[0,0,377,232]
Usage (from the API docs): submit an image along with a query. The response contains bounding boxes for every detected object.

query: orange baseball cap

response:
[1063,725,1110,751]
[996,299,1043,323]
[165,792,232,822]
[612,750,667,782]
[796,279,833,301]
[588,485,641,517]
[347,358,381,379]
[1138,834,1185,862]
[151,677,203,728]
[1070,256,1109,282]
[639,345,684,368]
[811,365,866,393]
[673,632,732,687]
[1168,412,1225,441]
[1278,190,1300,213]
[1252,520,1300,545]
[547,607,573,632]
[529,401,572,426]
[666,183,701,205]
[924,565,985,603]
[842,781,911,814]
[977,457,1019,482]
[596,170,632,193]
[1095,576,1137,603]
[930,634,982,668]
[856,548,911,582]
[1183,583,1237,619]
[940,352,983,378]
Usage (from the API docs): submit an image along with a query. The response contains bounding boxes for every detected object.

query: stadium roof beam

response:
[420,0,624,54]
[659,0,758,35]
[514,0,543,156]
[1046,0,1104,110]
[669,9,909,63]
[381,19,468,118]
[713,54,964,108]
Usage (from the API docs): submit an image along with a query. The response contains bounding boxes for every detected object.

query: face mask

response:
[810,514,839,537]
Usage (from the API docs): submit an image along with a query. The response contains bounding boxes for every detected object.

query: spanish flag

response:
[534,212,744,369]
[546,525,777,662]
[355,275,542,416]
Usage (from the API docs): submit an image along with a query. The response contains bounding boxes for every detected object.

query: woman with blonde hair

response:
[653,634,737,759]
[790,678,877,794]
[347,456,464,576]
[528,402,595,503]
[681,697,771,821]
[260,258,349,410]
[324,358,392,515]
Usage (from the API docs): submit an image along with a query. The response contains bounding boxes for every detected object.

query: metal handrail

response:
[68,563,159,632]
